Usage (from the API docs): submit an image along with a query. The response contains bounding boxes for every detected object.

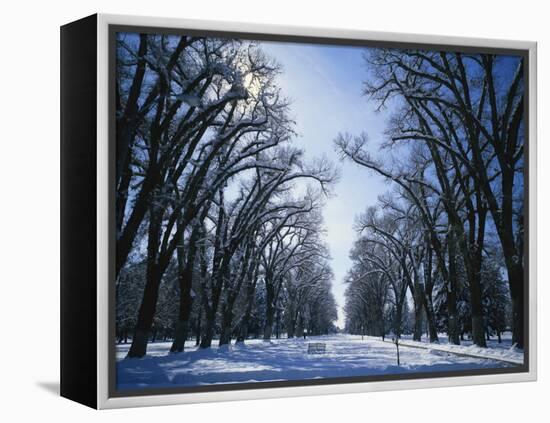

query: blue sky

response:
[260,41,390,328]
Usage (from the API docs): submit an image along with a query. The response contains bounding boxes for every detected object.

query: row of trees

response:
[339,48,525,348]
[343,206,510,344]
[115,34,338,357]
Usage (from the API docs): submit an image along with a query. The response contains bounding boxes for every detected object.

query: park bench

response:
[307,342,326,354]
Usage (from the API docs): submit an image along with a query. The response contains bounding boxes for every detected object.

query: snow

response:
[175,93,201,107]
[116,334,522,390]
[395,333,524,365]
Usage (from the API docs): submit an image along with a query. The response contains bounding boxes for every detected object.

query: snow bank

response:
[395,333,523,365]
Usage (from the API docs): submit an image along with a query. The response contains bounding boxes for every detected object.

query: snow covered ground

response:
[116,334,523,390]
[394,333,523,365]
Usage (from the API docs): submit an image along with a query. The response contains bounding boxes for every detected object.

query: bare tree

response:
[357,48,525,347]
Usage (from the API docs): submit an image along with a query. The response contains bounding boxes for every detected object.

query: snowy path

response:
[116,334,522,390]
[379,336,523,365]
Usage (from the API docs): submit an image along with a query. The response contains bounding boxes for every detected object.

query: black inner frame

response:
[108,23,530,399]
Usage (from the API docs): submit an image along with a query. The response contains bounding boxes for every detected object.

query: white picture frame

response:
[61,13,537,409]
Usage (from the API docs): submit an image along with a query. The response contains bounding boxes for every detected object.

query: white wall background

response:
[0,0,546,421]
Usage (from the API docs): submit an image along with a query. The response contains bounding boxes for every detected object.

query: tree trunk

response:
[509,265,524,349]
[263,299,274,341]
[263,272,276,341]
[422,245,439,343]
[468,205,487,348]
[199,203,227,349]
[275,308,280,339]
[469,273,486,348]
[170,319,190,353]
[468,254,487,348]
[218,245,255,347]
[423,294,439,343]
[127,206,163,358]
[195,307,202,346]
[127,265,162,357]
[235,267,258,343]
[219,311,233,346]
[287,317,296,339]
[200,310,216,349]
[170,220,201,353]
[115,153,133,236]
[199,260,229,348]
[394,303,403,338]
[235,317,250,344]
[446,230,461,345]
[413,291,423,342]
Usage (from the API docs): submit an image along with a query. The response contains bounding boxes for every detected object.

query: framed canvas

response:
[60,13,537,409]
